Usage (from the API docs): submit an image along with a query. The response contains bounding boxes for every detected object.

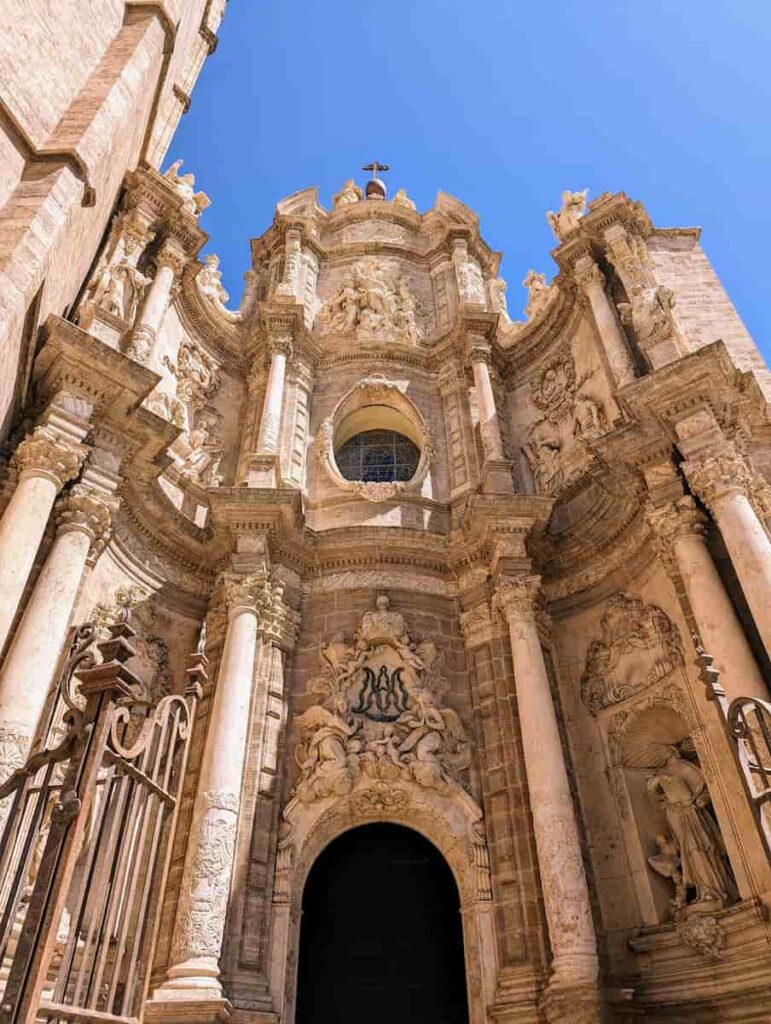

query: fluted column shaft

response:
[469,348,504,460]
[574,255,636,387]
[256,338,291,454]
[0,486,111,778]
[0,428,84,656]
[494,576,599,1019]
[160,574,265,1001]
[647,497,768,699]
[686,448,771,660]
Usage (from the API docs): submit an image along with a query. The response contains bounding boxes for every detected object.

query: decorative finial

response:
[362,161,389,200]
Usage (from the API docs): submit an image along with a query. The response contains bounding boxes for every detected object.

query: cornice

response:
[497,282,583,377]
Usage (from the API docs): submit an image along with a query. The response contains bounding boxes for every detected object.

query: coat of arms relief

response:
[292,596,470,802]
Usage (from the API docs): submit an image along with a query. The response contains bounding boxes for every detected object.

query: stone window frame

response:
[315,375,435,502]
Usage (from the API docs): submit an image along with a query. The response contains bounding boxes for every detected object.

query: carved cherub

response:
[392,188,416,211]
[197,253,229,307]
[546,189,588,241]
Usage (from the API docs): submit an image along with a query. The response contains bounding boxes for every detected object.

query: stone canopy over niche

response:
[292,595,470,801]
[581,592,684,713]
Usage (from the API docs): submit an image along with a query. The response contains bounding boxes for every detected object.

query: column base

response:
[145,996,232,1024]
[539,977,602,1024]
[482,458,514,494]
[245,454,281,488]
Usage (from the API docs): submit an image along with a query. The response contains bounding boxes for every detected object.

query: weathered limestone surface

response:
[2,36,771,1020]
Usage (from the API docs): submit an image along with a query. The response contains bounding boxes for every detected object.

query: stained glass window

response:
[335,429,420,484]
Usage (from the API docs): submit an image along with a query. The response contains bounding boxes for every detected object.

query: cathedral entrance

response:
[295,823,469,1024]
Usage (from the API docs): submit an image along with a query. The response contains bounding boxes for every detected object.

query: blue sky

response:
[171,1,770,354]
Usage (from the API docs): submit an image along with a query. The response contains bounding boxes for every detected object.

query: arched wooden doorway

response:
[295,822,469,1024]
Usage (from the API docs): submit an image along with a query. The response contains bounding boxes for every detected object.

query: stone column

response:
[467,341,513,493]
[0,485,112,778]
[647,496,768,700]
[684,446,771,660]
[256,336,291,455]
[125,239,186,365]
[154,572,274,1010]
[573,255,636,387]
[494,575,599,1024]
[0,427,84,657]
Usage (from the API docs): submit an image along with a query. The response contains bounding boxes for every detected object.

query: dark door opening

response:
[295,823,469,1024]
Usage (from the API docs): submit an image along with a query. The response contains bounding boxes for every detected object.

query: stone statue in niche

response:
[143,389,186,428]
[618,285,678,351]
[546,188,588,241]
[522,346,609,495]
[196,254,229,308]
[292,595,470,802]
[316,260,425,343]
[177,409,224,487]
[333,179,362,207]
[86,256,148,326]
[646,744,734,912]
[581,592,684,713]
[164,159,211,217]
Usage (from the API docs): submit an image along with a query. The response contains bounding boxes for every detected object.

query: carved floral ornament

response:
[581,591,684,714]
[315,374,435,502]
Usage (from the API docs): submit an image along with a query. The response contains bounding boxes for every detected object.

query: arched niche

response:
[268,779,496,1024]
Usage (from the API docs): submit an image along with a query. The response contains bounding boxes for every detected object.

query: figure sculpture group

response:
[317,261,423,344]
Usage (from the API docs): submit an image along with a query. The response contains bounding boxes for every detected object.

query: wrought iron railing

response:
[0,615,204,1024]
[699,647,771,859]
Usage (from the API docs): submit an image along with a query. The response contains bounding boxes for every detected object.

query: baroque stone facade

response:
[3,18,771,1023]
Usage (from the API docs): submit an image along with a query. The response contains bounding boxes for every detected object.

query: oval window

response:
[334,429,420,484]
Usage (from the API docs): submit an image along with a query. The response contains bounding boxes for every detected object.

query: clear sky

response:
[171,1,770,354]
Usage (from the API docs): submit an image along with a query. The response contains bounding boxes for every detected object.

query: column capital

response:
[492,574,542,624]
[465,340,492,367]
[12,426,85,489]
[267,333,293,359]
[646,496,706,547]
[155,238,188,276]
[684,444,751,511]
[459,601,495,650]
[54,484,114,546]
[220,570,271,614]
[572,254,605,293]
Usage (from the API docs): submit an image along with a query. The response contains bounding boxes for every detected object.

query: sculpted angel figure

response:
[546,189,588,241]
[396,687,469,792]
[164,159,211,217]
[646,746,733,907]
[294,700,362,802]
[523,270,552,320]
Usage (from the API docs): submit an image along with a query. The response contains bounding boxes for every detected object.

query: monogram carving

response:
[293,596,470,801]
[581,592,683,713]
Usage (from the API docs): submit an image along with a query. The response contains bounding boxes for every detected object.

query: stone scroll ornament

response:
[580,592,684,713]
[292,596,470,802]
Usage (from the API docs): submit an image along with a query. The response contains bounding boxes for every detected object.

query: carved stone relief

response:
[522,345,609,495]
[581,592,683,713]
[316,260,427,343]
[292,595,470,801]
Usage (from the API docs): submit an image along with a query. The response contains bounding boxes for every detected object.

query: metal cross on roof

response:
[363,161,390,179]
